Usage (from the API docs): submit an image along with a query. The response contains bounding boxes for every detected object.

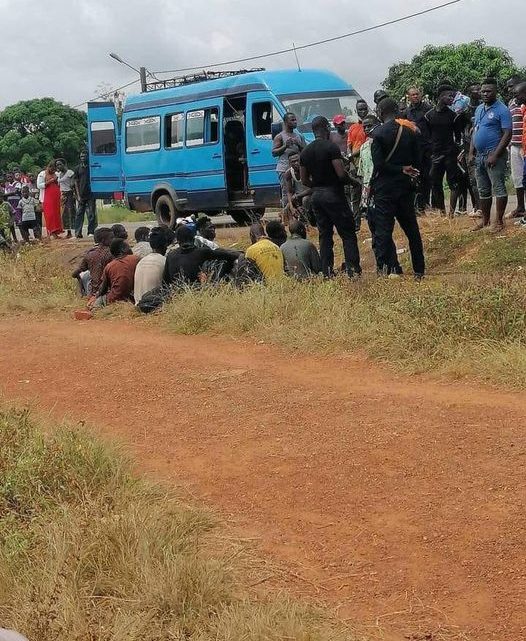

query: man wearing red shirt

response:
[93,238,140,308]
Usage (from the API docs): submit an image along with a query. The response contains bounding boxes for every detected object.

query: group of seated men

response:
[72,217,322,313]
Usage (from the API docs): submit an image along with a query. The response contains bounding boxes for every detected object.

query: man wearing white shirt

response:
[134,227,169,305]
[56,158,75,239]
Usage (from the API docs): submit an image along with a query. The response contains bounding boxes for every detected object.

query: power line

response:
[72,77,140,109]
[153,0,462,75]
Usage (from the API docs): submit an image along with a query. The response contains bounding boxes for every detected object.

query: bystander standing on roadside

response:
[406,87,433,213]
[371,98,425,279]
[300,116,361,278]
[423,83,467,216]
[272,112,306,208]
[56,159,75,239]
[346,99,369,230]
[74,150,97,238]
[469,78,512,232]
[0,194,14,247]
[513,81,526,228]
[506,76,525,219]
[18,185,42,242]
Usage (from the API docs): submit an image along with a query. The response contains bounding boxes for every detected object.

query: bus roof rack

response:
[144,68,266,92]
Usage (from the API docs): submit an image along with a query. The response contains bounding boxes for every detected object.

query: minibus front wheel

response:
[154,195,177,229]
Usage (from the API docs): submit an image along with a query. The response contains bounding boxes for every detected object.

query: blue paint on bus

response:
[87,68,362,225]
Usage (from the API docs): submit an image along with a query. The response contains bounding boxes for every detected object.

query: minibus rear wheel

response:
[155,195,177,228]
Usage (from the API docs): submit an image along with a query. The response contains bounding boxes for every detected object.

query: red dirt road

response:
[1,318,525,641]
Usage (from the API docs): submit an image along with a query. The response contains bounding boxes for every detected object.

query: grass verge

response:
[0,407,354,641]
[163,272,526,388]
[0,244,77,315]
[96,206,156,225]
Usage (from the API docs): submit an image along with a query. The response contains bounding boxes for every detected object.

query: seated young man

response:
[163,225,239,286]
[265,220,288,247]
[72,227,114,302]
[92,238,140,308]
[244,223,285,281]
[111,223,128,240]
[280,220,321,279]
[132,226,153,259]
[134,227,169,305]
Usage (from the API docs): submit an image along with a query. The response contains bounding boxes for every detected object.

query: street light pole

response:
[109,53,148,92]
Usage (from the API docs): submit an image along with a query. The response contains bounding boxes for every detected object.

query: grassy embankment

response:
[96,205,156,225]
[0,407,353,641]
[0,216,525,387]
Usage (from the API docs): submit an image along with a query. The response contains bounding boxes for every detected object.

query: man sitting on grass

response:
[132,226,153,259]
[92,238,140,308]
[72,227,114,302]
[163,225,239,286]
[265,220,288,247]
[134,227,169,305]
[280,220,321,280]
[245,223,285,282]
[111,223,128,240]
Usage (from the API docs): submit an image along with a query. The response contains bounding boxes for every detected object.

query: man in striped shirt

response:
[507,76,525,217]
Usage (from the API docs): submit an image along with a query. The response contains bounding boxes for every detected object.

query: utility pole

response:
[139,67,147,93]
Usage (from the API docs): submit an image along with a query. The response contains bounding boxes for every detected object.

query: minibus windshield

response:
[279,90,362,132]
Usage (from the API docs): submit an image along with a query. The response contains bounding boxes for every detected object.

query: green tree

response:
[0,98,87,174]
[383,40,526,101]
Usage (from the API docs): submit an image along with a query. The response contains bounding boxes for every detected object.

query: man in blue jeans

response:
[469,78,512,232]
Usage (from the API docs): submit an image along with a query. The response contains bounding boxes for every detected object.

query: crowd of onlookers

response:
[271,75,526,281]
[0,151,96,248]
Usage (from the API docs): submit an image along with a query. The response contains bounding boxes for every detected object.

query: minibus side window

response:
[186,108,220,147]
[125,116,161,153]
[91,121,116,155]
[252,102,280,139]
[165,113,184,149]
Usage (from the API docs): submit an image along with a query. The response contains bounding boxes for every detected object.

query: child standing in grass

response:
[18,186,42,242]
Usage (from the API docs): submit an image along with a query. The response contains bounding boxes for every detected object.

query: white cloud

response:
[1,0,524,109]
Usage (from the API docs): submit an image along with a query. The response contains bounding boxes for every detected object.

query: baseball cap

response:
[332,114,346,125]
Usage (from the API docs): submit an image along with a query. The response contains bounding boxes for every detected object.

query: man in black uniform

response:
[406,87,433,213]
[300,116,361,278]
[371,98,425,279]
[422,83,466,215]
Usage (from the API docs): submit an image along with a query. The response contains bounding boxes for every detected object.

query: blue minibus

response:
[87,68,362,226]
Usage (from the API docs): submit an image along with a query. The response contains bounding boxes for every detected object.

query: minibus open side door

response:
[87,102,124,198]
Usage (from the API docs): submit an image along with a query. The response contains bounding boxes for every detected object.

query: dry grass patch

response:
[0,244,77,314]
[0,408,356,641]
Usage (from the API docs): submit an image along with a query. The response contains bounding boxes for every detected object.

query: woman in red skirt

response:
[42,160,63,238]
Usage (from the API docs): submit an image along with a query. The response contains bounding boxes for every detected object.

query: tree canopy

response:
[0,98,87,174]
[383,40,525,101]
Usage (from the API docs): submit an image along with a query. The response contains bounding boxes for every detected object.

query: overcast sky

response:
[1,0,524,110]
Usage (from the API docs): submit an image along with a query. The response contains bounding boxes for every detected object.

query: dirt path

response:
[1,318,525,641]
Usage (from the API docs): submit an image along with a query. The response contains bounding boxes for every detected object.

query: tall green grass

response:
[0,408,354,641]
